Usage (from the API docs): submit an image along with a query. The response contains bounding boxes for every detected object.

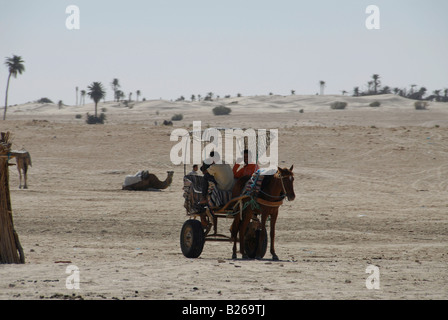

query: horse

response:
[231,166,295,260]
[10,150,32,189]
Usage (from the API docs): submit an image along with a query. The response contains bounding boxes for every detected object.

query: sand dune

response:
[8,94,447,115]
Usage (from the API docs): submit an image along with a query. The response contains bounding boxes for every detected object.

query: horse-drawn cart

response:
[178,126,276,259]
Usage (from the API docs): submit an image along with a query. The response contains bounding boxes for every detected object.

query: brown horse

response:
[231,166,295,260]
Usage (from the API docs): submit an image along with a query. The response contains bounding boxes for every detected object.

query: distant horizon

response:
[1,0,447,106]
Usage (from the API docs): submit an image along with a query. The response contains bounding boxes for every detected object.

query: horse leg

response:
[213,216,218,234]
[231,215,239,259]
[256,213,268,260]
[239,210,252,259]
[269,212,279,261]
[23,163,28,189]
[17,166,22,189]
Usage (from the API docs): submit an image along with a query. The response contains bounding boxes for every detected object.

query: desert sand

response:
[0,94,447,300]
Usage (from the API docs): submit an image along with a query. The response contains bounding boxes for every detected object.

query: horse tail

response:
[27,152,32,167]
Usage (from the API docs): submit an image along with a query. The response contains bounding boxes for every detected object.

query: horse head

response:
[276,165,295,201]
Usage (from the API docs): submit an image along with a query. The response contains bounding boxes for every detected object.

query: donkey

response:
[231,166,295,260]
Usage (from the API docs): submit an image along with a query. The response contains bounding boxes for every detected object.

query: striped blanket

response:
[183,174,234,210]
[243,170,266,198]
[183,175,204,213]
[207,183,233,208]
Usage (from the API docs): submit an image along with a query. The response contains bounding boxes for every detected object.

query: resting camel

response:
[122,171,174,191]
[10,150,32,189]
[231,166,295,260]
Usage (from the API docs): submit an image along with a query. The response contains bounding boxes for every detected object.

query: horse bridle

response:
[259,171,293,201]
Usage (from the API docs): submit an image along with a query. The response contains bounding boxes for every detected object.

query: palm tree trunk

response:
[95,102,98,118]
[3,73,12,121]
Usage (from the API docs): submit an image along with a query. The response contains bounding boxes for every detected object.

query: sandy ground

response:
[0,94,447,300]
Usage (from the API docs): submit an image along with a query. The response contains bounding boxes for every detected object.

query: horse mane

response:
[260,174,273,190]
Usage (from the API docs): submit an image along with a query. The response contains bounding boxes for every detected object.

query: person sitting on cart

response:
[233,149,259,179]
[200,151,217,202]
[188,164,200,176]
[200,152,234,203]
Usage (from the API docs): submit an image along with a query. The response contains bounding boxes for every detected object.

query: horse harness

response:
[258,171,293,206]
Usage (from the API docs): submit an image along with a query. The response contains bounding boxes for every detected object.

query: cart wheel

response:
[244,222,268,259]
[180,219,205,258]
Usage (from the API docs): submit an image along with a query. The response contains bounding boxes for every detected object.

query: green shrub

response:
[212,105,232,116]
[86,112,106,124]
[414,101,428,110]
[37,97,53,104]
[171,114,183,121]
[330,101,347,110]
[370,101,381,107]
[75,114,82,119]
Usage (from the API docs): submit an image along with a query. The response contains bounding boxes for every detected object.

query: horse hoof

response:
[232,254,237,259]
[242,254,250,260]
[272,255,279,261]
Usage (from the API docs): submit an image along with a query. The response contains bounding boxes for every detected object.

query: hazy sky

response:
[1,0,447,106]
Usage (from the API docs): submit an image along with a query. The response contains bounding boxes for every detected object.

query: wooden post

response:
[0,132,25,264]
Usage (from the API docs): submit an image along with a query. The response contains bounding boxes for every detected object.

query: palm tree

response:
[111,78,120,102]
[353,87,360,97]
[367,81,373,94]
[3,55,25,120]
[319,81,326,95]
[87,82,106,118]
[136,90,141,102]
[372,74,381,94]
[80,90,86,105]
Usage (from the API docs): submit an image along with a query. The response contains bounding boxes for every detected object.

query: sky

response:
[0,0,447,106]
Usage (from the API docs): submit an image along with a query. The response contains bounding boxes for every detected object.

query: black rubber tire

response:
[244,222,268,259]
[180,219,205,258]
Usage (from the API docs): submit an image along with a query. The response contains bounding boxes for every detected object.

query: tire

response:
[244,222,268,259]
[180,219,205,258]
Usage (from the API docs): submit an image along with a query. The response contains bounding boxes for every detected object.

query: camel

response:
[10,150,32,189]
[122,171,174,191]
[231,166,296,261]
